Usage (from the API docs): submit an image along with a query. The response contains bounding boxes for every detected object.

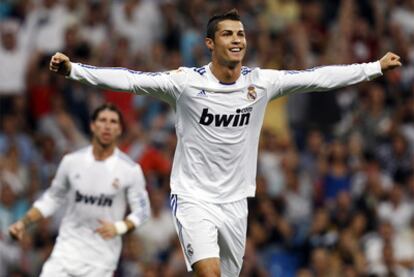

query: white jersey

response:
[69,61,382,203]
[34,146,150,270]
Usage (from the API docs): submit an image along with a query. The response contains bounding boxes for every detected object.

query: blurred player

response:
[9,103,150,277]
[48,9,401,277]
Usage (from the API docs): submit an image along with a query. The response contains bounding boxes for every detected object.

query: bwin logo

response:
[75,190,113,207]
[199,107,252,127]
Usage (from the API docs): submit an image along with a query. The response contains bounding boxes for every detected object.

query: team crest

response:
[247,86,257,100]
[112,178,120,189]
[186,243,194,257]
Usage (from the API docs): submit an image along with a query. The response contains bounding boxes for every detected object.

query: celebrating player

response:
[9,103,150,277]
[48,9,401,277]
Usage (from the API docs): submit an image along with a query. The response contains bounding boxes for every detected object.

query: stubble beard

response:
[94,136,114,150]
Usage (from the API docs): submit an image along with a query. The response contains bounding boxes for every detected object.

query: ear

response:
[90,122,95,134]
[205,37,214,52]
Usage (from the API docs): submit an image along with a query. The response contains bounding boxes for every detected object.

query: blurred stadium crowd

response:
[0,0,413,276]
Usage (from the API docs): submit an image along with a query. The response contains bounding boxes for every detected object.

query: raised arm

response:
[266,52,402,99]
[49,52,187,107]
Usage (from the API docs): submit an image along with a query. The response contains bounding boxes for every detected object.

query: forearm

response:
[68,62,183,104]
[126,191,151,228]
[68,63,136,92]
[279,61,382,96]
[20,207,44,228]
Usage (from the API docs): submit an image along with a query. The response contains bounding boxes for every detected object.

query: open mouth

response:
[229,47,242,53]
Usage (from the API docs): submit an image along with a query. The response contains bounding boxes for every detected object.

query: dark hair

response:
[91,103,124,130]
[206,9,241,40]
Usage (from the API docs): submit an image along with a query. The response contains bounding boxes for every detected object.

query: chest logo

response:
[75,190,113,207]
[196,90,207,97]
[199,107,252,127]
[247,86,257,101]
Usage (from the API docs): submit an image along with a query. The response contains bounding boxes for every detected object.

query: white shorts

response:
[170,194,248,276]
[40,256,114,277]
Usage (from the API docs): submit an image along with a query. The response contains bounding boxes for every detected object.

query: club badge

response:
[247,85,257,100]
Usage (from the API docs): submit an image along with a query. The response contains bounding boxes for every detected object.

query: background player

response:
[8,103,150,277]
[48,9,401,277]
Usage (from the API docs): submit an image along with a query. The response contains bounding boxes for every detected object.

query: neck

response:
[92,141,116,161]
[210,59,242,84]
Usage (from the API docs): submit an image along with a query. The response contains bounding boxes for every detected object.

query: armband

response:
[114,221,128,235]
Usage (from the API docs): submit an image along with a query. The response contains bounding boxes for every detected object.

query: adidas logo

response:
[197,90,207,97]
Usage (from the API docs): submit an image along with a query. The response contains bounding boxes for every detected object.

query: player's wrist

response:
[114,221,128,235]
[65,62,72,76]
[20,216,32,229]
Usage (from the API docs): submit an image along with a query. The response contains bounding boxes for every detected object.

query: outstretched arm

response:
[266,52,402,99]
[49,52,186,106]
[49,52,138,93]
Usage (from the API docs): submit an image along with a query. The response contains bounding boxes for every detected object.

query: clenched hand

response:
[49,52,72,76]
[379,52,402,72]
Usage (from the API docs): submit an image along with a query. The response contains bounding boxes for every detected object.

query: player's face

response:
[90,109,122,147]
[206,20,246,66]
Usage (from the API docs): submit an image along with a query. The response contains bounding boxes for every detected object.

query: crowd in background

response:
[0,0,414,276]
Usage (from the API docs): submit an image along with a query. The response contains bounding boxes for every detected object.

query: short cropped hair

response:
[91,103,124,130]
[206,9,241,40]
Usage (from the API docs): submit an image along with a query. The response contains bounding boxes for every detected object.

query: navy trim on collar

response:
[219,81,236,85]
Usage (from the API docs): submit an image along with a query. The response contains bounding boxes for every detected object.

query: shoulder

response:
[116,151,145,185]
[116,150,138,167]
[190,65,208,76]
[162,67,191,85]
[252,67,284,83]
[163,67,191,76]
[63,146,90,162]
[116,150,144,173]
[56,146,90,172]
[240,66,279,80]
[241,65,253,76]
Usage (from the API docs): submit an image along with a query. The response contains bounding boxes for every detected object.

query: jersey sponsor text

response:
[75,190,113,207]
[199,107,252,127]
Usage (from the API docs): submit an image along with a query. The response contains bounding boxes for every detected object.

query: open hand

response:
[379,52,402,72]
[95,219,117,240]
[49,52,72,76]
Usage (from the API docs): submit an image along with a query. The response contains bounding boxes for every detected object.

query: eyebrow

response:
[220,29,245,33]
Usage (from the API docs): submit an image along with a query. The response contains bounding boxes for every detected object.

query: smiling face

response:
[205,19,247,67]
[90,109,122,148]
